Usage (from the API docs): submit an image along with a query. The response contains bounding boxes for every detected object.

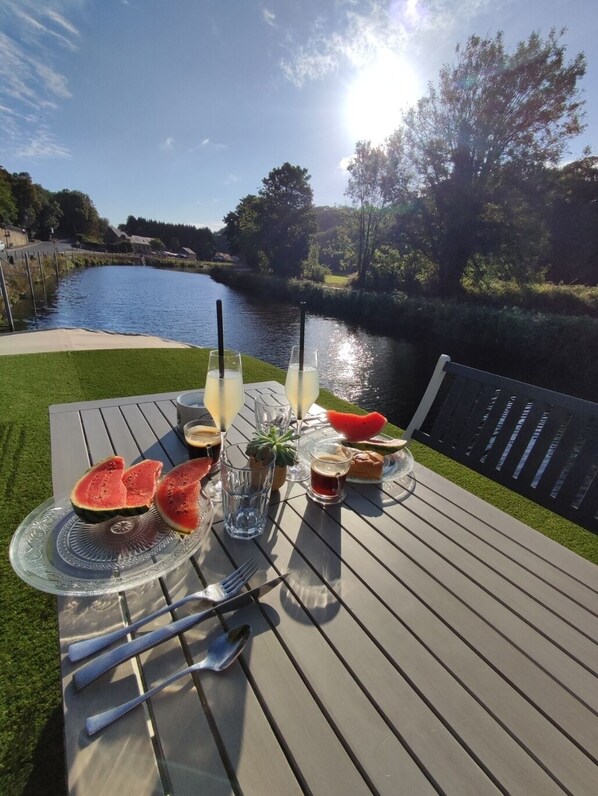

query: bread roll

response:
[348,450,384,480]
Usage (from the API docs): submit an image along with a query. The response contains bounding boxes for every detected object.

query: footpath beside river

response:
[0,328,193,355]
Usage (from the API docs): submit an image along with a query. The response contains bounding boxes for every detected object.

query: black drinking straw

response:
[299,302,306,371]
[216,299,225,377]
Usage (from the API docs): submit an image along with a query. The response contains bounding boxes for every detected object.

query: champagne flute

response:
[203,349,244,501]
[285,345,319,482]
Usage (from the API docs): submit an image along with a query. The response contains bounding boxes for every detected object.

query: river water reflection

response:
[19,265,440,426]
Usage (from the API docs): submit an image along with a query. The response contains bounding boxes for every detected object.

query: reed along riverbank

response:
[211,266,598,404]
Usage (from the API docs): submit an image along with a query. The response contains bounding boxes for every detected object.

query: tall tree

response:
[258,163,316,277]
[0,168,17,223]
[386,29,586,294]
[547,154,598,284]
[345,141,393,288]
[223,194,265,269]
[54,189,101,238]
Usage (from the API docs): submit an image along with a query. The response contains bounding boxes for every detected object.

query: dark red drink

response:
[310,454,349,499]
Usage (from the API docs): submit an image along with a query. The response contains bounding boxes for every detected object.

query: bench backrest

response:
[405,355,598,533]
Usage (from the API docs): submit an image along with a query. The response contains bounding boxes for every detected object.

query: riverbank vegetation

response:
[211,267,598,402]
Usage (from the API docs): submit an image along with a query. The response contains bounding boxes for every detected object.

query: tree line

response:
[225,30,598,292]
[119,217,216,259]
[0,170,217,258]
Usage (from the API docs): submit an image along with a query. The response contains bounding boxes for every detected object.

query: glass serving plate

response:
[298,426,414,484]
[9,492,213,596]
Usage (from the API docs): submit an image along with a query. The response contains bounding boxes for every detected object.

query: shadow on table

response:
[278,500,341,625]
[348,474,416,517]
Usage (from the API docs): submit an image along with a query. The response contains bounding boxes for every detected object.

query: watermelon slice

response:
[327,410,387,441]
[154,459,211,534]
[122,460,163,512]
[70,456,164,523]
[70,456,127,522]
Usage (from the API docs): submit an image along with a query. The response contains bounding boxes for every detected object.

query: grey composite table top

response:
[50,383,598,795]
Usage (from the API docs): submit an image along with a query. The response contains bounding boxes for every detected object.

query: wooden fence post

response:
[37,251,48,303]
[53,250,60,279]
[0,260,15,332]
[24,252,38,317]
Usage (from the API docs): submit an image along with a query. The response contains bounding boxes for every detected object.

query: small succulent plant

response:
[246,427,298,467]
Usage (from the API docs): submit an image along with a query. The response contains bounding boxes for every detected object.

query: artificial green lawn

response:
[1,347,597,795]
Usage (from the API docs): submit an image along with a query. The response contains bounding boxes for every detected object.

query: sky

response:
[1,0,597,232]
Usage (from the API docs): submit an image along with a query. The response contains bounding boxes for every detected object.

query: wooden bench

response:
[405,355,598,533]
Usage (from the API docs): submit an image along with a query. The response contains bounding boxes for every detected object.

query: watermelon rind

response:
[154,459,211,534]
[345,438,408,454]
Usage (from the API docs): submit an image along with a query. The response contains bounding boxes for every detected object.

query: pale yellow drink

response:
[204,369,244,431]
[285,364,319,420]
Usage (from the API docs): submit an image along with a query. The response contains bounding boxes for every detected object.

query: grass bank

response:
[1,347,596,794]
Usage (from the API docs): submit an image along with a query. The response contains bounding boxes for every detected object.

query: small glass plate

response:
[9,492,213,596]
[298,426,414,484]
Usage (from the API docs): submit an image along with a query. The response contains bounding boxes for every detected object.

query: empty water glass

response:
[221,443,275,539]
[254,396,292,435]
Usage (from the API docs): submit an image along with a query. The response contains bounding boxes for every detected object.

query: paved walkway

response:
[0,328,194,355]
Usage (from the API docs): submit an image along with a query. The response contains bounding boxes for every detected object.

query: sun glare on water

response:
[345,50,421,145]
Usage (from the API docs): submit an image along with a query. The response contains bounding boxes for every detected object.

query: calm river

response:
[14,264,570,428]
[16,265,443,426]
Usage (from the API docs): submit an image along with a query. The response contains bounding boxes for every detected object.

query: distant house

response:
[213,252,239,263]
[104,225,129,244]
[129,235,154,253]
[181,247,197,260]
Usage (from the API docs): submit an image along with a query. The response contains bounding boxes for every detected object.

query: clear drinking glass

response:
[203,349,244,501]
[254,396,292,435]
[284,345,319,482]
[221,443,275,539]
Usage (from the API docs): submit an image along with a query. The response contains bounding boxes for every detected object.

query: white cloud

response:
[34,61,72,99]
[43,9,81,38]
[194,138,227,152]
[338,155,353,171]
[161,136,175,151]
[280,0,496,87]
[16,127,71,159]
[262,7,276,27]
[224,173,239,184]
[0,1,81,159]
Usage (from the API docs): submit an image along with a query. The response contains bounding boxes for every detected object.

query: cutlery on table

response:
[74,571,288,691]
[68,558,258,662]
[86,624,251,736]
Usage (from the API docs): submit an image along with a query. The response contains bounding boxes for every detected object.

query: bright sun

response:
[345,51,421,145]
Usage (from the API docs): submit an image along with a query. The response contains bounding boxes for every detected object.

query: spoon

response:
[86,624,251,736]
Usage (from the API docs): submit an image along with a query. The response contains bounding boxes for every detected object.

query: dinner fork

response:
[67,558,258,662]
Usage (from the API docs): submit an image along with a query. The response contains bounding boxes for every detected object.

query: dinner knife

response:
[73,571,287,691]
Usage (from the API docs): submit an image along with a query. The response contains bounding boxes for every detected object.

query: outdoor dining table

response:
[49,381,598,795]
